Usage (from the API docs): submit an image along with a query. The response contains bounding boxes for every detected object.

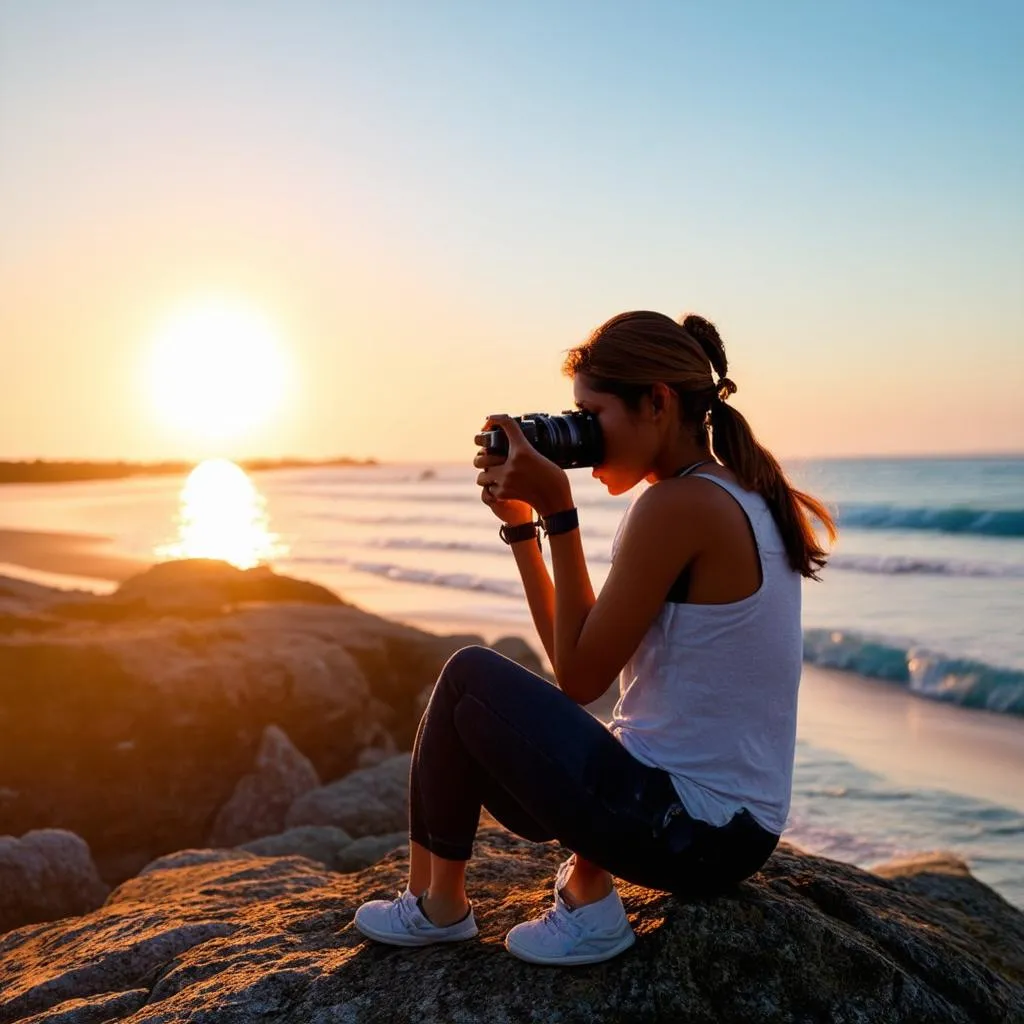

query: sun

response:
[146,299,292,444]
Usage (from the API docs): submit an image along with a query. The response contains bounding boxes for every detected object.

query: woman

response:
[354,310,835,965]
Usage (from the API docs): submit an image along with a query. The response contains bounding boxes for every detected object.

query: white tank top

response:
[608,474,802,835]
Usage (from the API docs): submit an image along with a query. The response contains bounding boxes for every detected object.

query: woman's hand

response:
[474,414,573,522]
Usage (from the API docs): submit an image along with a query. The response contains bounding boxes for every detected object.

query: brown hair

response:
[563,310,836,579]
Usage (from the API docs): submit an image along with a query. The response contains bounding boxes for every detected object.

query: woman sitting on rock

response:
[354,310,835,965]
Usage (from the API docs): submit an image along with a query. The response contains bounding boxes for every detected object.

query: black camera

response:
[474,411,604,469]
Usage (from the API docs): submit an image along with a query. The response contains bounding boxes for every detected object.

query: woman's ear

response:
[650,382,672,418]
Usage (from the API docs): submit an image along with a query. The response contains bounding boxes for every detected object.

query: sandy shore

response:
[2,526,1022,817]
[0,529,151,584]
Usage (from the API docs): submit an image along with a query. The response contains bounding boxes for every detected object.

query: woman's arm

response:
[546,526,597,690]
[509,527,599,692]
[508,538,557,670]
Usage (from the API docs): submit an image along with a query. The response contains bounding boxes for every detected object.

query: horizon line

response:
[2,450,1023,466]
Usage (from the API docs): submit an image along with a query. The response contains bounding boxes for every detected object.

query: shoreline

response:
[0,529,152,584]
[0,457,377,486]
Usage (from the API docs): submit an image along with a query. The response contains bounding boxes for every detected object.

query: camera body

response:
[474,410,604,469]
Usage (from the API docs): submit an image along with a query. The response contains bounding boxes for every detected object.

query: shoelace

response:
[392,889,425,931]
[540,898,585,943]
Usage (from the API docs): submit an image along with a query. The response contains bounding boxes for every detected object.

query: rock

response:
[0,836,1021,1023]
[240,826,354,870]
[333,832,407,873]
[138,848,255,877]
[0,830,108,934]
[354,733,398,769]
[490,635,549,678]
[16,989,149,1023]
[207,725,320,847]
[0,577,96,618]
[107,559,346,615]
[286,754,411,838]
[241,827,404,875]
[0,569,475,885]
[873,851,1024,985]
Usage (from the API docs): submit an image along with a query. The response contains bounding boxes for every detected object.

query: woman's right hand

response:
[473,450,534,526]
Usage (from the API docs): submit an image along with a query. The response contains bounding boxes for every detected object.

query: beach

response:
[4,521,1023,818]
[1,467,1022,907]
[7,516,1021,804]
[2,479,1024,1021]
[0,528,149,586]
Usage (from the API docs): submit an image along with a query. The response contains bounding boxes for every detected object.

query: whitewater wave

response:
[365,536,615,559]
[348,561,525,597]
[802,628,1024,716]
[300,512,616,539]
[839,503,1024,538]
[282,553,525,597]
[828,554,1024,578]
[301,535,1019,576]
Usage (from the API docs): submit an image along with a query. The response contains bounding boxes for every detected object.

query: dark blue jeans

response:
[409,646,779,896]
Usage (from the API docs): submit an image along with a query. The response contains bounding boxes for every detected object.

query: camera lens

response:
[475,411,603,468]
[534,411,603,468]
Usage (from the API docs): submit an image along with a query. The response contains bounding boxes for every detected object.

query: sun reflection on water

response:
[155,458,287,568]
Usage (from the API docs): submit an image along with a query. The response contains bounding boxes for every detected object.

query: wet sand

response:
[0,529,151,584]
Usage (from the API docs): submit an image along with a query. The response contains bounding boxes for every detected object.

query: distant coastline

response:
[0,457,378,485]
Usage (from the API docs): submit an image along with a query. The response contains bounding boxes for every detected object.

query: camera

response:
[474,411,604,469]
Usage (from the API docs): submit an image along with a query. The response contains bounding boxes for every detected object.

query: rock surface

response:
[333,832,408,873]
[286,754,411,838]
[490,635,550,678]
[0,833,1021,1023]
[80,559,346,616]
[0,830,109,934]
[207,724,320,847]
[0,565,479,883]
[240,826,355,870]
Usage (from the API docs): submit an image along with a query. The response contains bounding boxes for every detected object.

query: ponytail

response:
[709,399,836,580]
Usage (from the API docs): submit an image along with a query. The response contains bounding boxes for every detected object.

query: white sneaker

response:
[354,888,479,947]
[505,862,636,966]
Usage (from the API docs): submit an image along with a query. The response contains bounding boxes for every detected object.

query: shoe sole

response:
[354,918,479,947]
[504,930,635,965]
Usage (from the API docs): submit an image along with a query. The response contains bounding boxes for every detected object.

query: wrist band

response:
[499,520,542,551]
[539,507,579,537]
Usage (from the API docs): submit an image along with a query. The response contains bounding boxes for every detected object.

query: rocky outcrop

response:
[0,830,108,934]
[207,724,320,847]
[333,832,408,872]
[0,565,483,884]
[286,754,411,838]
[239,825,354,870]
[0,834,1021,1023]
[59,558,345,618]
[490,635,549,678]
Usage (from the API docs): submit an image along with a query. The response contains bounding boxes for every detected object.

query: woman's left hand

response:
[474,414,573,517]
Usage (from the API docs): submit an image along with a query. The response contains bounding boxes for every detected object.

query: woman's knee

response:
[437,645,503,694]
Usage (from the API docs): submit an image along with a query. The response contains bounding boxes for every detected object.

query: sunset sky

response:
[1,1,1021,464]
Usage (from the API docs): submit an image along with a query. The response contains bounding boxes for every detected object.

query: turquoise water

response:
[0,455,1021,904]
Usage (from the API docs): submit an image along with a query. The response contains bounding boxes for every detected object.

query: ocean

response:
[1,455,1022,905]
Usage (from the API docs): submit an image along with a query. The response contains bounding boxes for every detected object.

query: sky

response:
[1,0,1022,463]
